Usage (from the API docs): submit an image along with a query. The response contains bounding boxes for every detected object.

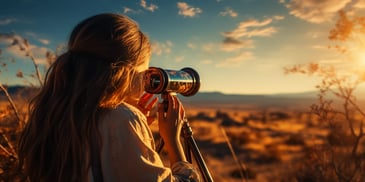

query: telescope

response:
[143,67,201,96]
[144,67,213,181]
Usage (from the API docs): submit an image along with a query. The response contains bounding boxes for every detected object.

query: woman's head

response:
[68,13,150,67]
[57,13,151,108]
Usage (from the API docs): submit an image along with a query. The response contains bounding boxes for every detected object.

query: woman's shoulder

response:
[100,102,147,129]
[99,102,153,146]
[114,102,144,119]
[101,102,139,117]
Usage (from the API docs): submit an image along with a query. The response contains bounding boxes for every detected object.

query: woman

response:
[18,13,200,182]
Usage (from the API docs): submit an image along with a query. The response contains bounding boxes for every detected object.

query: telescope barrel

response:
[144,67,201,96]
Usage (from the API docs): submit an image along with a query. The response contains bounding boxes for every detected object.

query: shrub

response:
[285,134,306,146]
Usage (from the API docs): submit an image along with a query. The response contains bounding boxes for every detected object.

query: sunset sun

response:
[353,48,365,67]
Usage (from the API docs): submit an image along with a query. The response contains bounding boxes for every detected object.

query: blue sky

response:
[1,0,365,94]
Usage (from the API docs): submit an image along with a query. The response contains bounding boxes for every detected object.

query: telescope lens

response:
[150,75,161,90]
[144,67,168,94]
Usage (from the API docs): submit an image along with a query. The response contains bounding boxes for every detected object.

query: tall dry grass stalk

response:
[23,41,43,86]
[0,133,17,158]
[13,35,44,86]
[0,83,22,128]
[0,83,19,159]
[220,126,248,182]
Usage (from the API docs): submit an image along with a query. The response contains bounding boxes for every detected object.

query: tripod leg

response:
[183,123,192,163]
[183,121,214,182]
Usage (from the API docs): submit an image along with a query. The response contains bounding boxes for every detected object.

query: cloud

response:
[177,2,202,17]
[354,0,365,8]
[123,7,132,14]
[202,43,216,52]
[307,32,320,38]
[221,16,281,52]
[38,39,50,45]
[201,59,212,64]
[123,7,137,14]
[25,32,50,45]
[284,0,353,23]
[151,40,173,55]
[187,42,196,49]
[216,51,254,67]
[221,38,254,52]
[175,56,184,62]
[312,44,329,49]
[0,18,17,26]
[273,15,285,20]
[0,33,14,45]
[0,33,51,65]
[219,7,238,17]
[140,0,158,12]
[222,18,276,39]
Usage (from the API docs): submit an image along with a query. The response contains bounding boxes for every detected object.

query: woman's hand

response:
[157,93,187,164]
[137,93,158,125]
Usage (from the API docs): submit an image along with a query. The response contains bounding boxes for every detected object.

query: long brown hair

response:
[18,13,151,182]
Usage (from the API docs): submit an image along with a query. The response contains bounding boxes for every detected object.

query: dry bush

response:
[0,88,39,181]
[256,144,282,164]
[0,100,28,181]
[225,130,252,146]
[190,111,215,122]
[285,11,365,182]
[285,133,306,146]
[229,166,257,180]
[296,146,339,182]
[268,111,292,121]
[241,110,267,125]
[287,64,365,181]
[215,110,242,127]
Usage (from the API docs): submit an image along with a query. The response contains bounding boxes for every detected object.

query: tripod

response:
[156,96,214,182]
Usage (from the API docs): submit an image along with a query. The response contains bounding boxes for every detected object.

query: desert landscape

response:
[2,1,365,181]
[2,88,363,182]
[152,92,365,182]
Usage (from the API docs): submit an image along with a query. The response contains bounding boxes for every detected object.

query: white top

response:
[89,102,200,182]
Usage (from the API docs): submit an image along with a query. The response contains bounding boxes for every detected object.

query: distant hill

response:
[0,85,27,95]
[0,85,38,101]
[179,91,318,109]
[3,85,362,110]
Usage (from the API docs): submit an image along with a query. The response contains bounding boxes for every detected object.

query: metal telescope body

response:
[143,67,201,96]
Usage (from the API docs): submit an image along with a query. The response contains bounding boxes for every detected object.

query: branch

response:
[23,39,43,86]
[0,133,17,158]
[0,83,23,128]
[220,127,248,182]
[344,97,357,137]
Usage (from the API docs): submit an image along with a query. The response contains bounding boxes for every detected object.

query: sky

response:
[1,0,365,95]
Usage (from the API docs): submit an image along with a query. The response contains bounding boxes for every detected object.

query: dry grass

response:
[167,105,320,181]
[0,100,25,181]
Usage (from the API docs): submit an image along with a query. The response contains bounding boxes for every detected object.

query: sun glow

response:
[354,45,365,67]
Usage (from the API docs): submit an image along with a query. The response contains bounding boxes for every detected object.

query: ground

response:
[0,99,361,181]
